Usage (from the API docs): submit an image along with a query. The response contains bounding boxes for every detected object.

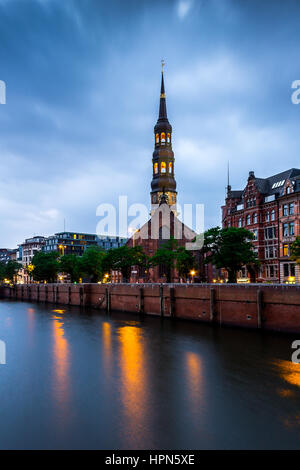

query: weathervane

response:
[161,59,165,73]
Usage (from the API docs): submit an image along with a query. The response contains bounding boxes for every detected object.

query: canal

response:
[0,299,300,449]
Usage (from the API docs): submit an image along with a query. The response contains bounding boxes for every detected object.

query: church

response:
[127,68,203,283]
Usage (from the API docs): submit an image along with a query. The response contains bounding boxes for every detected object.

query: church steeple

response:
[151,64,177,213]
[158,72,168,120]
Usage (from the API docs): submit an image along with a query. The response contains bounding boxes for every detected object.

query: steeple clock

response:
[151,67,177,213]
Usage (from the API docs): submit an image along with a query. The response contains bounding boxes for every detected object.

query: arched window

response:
[246,214,251,225]
[168,162,172,173]
[238,217,242,228]
[167,133,171,143]
[161,162,166,173]
[253,213,257,224]
[154,163,158,174]
[265,211,269,222]
[271,209,275,221]
[161,132,166,144]
[155,133,159,144]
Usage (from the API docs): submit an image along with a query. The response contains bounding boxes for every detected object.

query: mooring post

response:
[37,285,40,302]
[45,285,48,303]
[257,289,263,329]
[169,286,175,318]
[21,285,24,300]
[210,287,216,322]
[68,286,72,305]
[79,286,84,307]
[138,286,144,314]
[106,287,110,313]
[160,285,164,317]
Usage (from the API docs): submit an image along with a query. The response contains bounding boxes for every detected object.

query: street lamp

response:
[58,244,67,256]
[190,270,196,283]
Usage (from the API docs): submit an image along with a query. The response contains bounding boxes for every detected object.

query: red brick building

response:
[126,69,209,283]
[222,169,300,283]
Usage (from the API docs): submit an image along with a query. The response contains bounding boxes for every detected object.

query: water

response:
[0,299,300,449]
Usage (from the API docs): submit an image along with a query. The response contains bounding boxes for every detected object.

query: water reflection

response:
[52,314,70,412]
[185,352,204,408]
[118,325,149,444]
[102,322,112,374]
[275,359,300,388]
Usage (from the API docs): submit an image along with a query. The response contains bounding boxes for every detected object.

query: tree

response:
[150,238,178,283]
[202,226,259,283]
[5,260,21,283]
[291,237,300,264]
[175,246,195,281]
[80,246,107,283]
[60,254,83,283]
[0,262,6,282]
[104,245,148,282]
[32,251,60,283]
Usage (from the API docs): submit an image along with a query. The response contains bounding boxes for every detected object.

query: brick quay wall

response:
[1,283,300,334]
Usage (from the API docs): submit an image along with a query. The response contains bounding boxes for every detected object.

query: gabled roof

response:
[227,168,300,201]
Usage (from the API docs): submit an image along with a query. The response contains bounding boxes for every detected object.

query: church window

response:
[161,132,166,144]
[155,133,159,144]
[167,133,171,143]
[154,163,158,174]
[161,162,166,173]
[168,162,172,173]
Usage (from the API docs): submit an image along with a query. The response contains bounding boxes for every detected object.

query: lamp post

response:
[190,269,196,283]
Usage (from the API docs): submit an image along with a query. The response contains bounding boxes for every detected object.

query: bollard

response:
[210,287,216,322]
[106,287,111,313]
[160,285,164,317]
[257,289,263,329]
[139,287,144,314]
[169,286,175,318]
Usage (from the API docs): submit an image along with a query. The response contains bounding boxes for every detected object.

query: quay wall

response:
[1,283,300,334]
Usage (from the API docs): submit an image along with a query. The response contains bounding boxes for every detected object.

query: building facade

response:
[44,232,127,256]
[222,168,300,283]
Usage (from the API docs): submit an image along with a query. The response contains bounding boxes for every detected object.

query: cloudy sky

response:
[1,0,300,247]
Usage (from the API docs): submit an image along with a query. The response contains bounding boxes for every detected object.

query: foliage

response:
[31,251,60,283]
[202,226,259,283]
[4,260,21,282]
[150,238,178,283]
[60,254,83,283]
[0,262,6,282]
[291,237,300,264]
[80,246,107,283]
[175,246,195,281]
[104,245,148,282]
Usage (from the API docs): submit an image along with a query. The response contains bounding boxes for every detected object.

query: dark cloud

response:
[0,0,300,246]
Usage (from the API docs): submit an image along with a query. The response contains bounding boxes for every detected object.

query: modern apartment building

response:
[43,232,127,256]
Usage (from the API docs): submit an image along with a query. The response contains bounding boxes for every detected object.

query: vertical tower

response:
[151,67,177,212]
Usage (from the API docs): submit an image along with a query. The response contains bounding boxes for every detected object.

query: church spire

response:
[158,69,168,121]
[151,63,177,213]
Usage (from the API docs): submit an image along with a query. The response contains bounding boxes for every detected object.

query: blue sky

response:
[1,0,300,247]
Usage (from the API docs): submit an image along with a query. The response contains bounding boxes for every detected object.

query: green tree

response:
[291,236,300,264]
[203,226,259,283]
[32,251,60,283]
[175,246,195,281]
[80,246,107,283]
[60,254,83,283]
[104,245,148,282]
[4,260,21,283]
[0,262,6,282]
[150,238,178,283]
